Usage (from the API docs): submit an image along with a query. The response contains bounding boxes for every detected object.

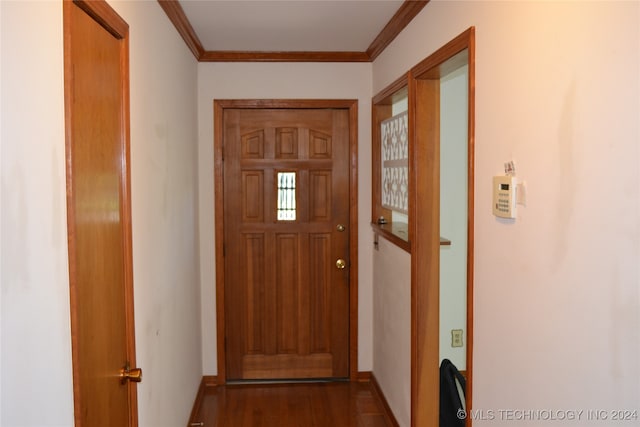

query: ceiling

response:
[158,0,428,62]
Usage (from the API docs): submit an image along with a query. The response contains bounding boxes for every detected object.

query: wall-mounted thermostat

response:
[493,175,517,218]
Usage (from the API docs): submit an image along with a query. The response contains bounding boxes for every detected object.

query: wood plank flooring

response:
[191,381,394,427]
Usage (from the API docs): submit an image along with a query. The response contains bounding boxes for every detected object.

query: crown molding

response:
[157,0,204,59]
[158,0,428,63]
[199,51,370,63]
[366,0,429,61]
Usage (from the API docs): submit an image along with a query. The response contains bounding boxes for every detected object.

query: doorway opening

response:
[411,28,475,426]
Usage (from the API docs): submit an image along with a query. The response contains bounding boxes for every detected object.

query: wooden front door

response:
[64,1,139,426]
[223,108,351,380]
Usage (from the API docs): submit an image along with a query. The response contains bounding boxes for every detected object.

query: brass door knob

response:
[336,259,346,269]
[336,224,346,232]
[120,365,142,384]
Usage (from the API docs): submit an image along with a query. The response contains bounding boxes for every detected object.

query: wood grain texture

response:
[215,99,358,110]
[356,371,373,382]
[366,0,430,61]
[214,100,227,384]
[410,28,474,79]
[370,374,401,427]
[371,225,411,253]
[371,104,393,236]
[157,0,204,59]
[190,381,393,427]
[347,102,360,381]
[187,377,208,427]
[73,0,127,39]
[64,1,138,426]
[410,77,440,427]
[215,100,357,378]
[215,101,359,383]
[464,28,476,427]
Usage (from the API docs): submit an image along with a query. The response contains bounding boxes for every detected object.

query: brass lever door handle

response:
[120,364,142,384]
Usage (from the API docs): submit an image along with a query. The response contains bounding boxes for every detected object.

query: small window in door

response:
[277,172,296,221]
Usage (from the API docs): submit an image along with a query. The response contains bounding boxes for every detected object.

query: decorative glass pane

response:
[277,172,296,221]
[381,111,409,214]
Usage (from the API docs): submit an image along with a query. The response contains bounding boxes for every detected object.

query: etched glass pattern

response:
[381,111,409,214]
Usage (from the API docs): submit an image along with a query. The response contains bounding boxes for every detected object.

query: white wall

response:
[111,2,202,426]
[0,1,202,426]
[373,237,411,427]
[374,1,640,425]
[197,62,374,374]
[1,2,73,425]
[372,93,411,426]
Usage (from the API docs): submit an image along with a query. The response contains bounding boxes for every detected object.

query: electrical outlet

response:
[451,329,464,348]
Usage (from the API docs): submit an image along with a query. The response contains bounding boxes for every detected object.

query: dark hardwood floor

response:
[191,381,394,427]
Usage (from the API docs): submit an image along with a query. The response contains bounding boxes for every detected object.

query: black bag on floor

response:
[440,358,466,427]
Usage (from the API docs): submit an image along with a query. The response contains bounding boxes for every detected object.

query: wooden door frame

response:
[214,99,359,383]
[409,28,475,427]
[63,0,138,426]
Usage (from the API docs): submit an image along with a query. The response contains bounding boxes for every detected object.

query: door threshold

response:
[226,378,349,386]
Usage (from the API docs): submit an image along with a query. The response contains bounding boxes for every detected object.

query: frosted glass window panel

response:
[277,172,297,221]
[381,111,409,214]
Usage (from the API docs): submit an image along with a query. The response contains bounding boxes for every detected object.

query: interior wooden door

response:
[223,108,350,380]
[64,1,139,426]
